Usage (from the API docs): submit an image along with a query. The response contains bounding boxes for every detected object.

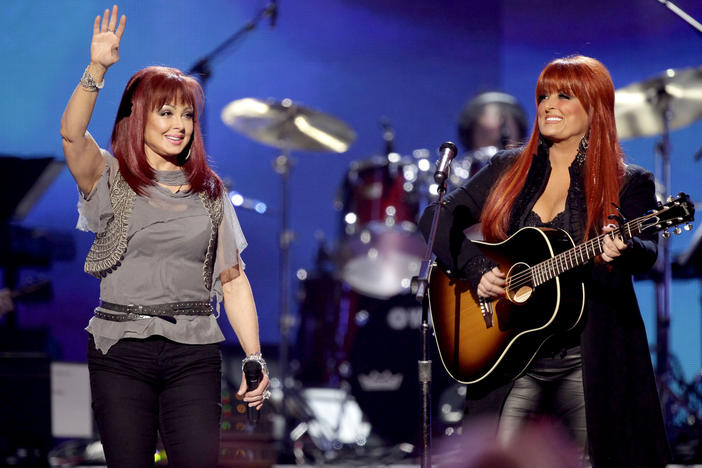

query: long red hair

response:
[481,55,625,242]
[111,66,223,198]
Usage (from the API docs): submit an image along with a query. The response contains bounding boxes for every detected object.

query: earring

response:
[579,133,589,152]
[575,133,589,165]
[577,133,589,156]
[178,146,191,165]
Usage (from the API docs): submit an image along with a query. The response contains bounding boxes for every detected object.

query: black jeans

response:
[87,335,222,468]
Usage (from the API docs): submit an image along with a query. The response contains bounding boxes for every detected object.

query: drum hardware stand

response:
[653,0,702,385]
[411,142,456,468]
[654,96,673,381]
[650,87,679,430]
[273,149,298,452]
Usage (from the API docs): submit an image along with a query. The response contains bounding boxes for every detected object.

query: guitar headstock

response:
[641,192,695,238]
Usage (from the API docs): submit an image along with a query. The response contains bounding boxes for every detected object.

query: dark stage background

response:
[2,0,702,451]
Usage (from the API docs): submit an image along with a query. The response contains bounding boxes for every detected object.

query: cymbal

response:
[221,98,356,153]
[615,66,702,139]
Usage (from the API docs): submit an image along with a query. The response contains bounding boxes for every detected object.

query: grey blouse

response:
[76,151,248,353]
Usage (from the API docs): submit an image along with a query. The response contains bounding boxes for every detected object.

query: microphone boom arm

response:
[187,2,277,81]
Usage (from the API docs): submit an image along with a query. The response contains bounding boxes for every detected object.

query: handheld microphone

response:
[243,360,263,425]
[434,141,458,184]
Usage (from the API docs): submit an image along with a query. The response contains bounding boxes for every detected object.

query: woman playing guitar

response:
[420,55,671,467]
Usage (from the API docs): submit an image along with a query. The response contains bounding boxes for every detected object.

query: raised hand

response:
[90,5,126,70]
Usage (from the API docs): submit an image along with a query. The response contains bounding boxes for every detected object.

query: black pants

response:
[498,346,588,465]
[87,335,222,468]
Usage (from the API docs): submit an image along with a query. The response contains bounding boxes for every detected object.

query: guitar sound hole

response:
[506,262,532,305]
[509,285,532,304]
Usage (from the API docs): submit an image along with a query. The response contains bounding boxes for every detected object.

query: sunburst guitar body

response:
[428,193,694,396]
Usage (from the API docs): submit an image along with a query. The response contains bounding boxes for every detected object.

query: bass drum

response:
[336,156,426,299]
[343,291,457,445]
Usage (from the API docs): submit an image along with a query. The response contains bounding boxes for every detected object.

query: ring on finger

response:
[262,390,271,400]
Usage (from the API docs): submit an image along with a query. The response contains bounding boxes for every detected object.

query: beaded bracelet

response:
[80,66,104,92]
[241,352,268,375]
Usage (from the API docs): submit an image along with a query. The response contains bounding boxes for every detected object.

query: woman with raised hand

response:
[60,6,269,467]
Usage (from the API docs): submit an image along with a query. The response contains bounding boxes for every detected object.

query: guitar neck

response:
[531,217,645,286]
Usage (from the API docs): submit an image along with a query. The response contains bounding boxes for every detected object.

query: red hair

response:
[111,66,223,198]
[481,55,625,242]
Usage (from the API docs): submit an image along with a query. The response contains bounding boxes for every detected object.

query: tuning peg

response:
[674,227,682,235]
[662,231,671,239]
[684,224,693,231]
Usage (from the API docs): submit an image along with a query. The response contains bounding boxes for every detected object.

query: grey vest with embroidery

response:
[83,170,224,291]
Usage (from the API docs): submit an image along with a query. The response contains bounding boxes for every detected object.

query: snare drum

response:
[336,156,426,299]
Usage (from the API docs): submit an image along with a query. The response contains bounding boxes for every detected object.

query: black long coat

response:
[419,147,670,467]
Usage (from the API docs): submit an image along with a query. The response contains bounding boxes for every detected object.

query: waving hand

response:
[91,5,126,69]
[60,5,126,195]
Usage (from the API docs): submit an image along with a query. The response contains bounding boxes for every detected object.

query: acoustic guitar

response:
[428,193,695,394]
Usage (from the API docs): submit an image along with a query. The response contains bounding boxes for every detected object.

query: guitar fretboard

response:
[530,213,650,287]
[493,193,692,292]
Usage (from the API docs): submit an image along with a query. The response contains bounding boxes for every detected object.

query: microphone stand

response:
[187,2,277,135]
[412,163,450,468]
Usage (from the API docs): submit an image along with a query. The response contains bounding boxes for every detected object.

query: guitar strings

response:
[504,227,623,291]
[503,218,648,292]
[492,200,684,294]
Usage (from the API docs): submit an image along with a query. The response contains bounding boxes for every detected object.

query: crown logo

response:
[358,370,403,391]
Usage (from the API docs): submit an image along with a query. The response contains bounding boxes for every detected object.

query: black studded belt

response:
[94,300,213,324]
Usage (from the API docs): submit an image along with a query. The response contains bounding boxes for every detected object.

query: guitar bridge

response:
[479,297,493,328]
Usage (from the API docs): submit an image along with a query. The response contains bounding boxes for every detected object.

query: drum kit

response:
[220,97,468,457]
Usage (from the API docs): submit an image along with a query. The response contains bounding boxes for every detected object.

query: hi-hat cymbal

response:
[615,66,702,139]
[221,97,356,153]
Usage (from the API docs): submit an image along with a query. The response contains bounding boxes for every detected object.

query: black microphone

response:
[434,141,458,184]
[268,0,278,28]
[243,360,263,425]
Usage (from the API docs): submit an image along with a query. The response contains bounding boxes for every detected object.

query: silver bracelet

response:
[80,66,104,92]
[241,352,268,375]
